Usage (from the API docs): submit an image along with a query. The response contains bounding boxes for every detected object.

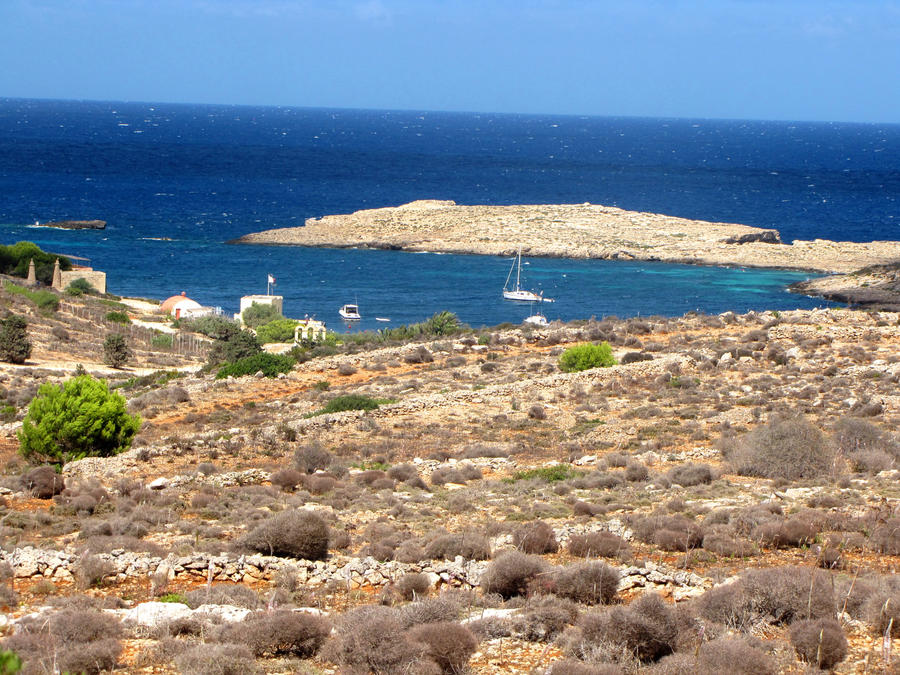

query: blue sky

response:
[1,0,898,122]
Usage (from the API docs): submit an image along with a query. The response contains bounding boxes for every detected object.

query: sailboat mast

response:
[516,249,522,291]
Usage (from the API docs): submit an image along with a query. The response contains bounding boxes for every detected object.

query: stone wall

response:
[57,269,107,294]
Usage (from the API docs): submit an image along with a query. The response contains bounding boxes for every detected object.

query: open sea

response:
[0,99,898,330]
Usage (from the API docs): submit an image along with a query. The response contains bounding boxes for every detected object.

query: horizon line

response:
[2,95,897,128]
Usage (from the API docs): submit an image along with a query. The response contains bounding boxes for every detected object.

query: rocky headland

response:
[232,200,899,275]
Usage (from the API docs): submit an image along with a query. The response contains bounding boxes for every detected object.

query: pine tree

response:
[0,314,32,364]
[103,333,130,368]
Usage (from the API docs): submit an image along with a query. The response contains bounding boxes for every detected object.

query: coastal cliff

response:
[232,200,898,275]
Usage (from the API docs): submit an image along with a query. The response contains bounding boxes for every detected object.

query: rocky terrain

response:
[233,200,900,275]
[793,262,900,311]
[0,285,899,674]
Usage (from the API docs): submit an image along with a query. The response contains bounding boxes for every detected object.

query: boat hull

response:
[503,290,543,302]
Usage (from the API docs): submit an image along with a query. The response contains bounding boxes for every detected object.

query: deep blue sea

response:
[1,99,898,330]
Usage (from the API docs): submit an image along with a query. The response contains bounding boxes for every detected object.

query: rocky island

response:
[232,200,899,275]
[40,219,106,230]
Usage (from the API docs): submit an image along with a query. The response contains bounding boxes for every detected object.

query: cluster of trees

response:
[0,241,71,285]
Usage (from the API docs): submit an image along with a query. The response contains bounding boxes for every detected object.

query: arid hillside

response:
[1,297,899,674]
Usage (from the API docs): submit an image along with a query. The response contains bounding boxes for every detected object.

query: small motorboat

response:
[339,304,361,320]
[375,317,391,322]
[523,312,549,327]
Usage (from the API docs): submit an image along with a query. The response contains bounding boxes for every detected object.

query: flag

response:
[267,274,276,284]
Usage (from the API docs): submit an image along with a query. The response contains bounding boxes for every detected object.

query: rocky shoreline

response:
[232,200,899,275]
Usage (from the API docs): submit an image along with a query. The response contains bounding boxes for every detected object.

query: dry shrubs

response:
[407,621,477,674]
[324,605,437,675]
[4,608,123,675]
[21,465,64,498]
[175,643,259,675]
[789,618,848,669]
[632,514,703,552]
[238,509,329,560]
[552,562,619,605]
[573,593,678,663]
[216,609,330,658]
[568,532,631,559]
[481,551,547,599]
[723,414,836,480]
[667,463,713,486]
[425,531,491,561]
[513,520,559,554]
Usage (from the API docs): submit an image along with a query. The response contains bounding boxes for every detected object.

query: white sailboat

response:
[503,249,551,302]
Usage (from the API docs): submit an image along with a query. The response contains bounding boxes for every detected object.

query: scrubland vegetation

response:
[0,287,899,673]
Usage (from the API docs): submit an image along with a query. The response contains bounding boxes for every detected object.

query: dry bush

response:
[338,362,358,375]
[430,467,467,485]
[789,618,848,669]
[293,442,332,473]
[407,621,478,674]
[387,463,418,482]
[751,515,820,549]
[185,584,260,609]
[399,597,461,628]
[870,517,900,555]
[723,414,836,480]
[572,501,605,517]
[216,610,330,657]
[5,608,123,675]
[307,474,338,494]
[632,514,704,552]
[460,443,512,458]
[238,509,329,560]
[513,520,559,554]
[174,643,259,675]
[513,595,580,642]
[323,605,437,675]
[863,586,900,637]
[480,551,547,599]
[425,532,491,561]
[568,531,631,559]
[396,572,431,600]
[624,461,649,482]
[698,566,834,629]
[701,530,757,558]
[21,465,65,498]
[667,463,714,486]
[552,562,619,605]
[697,636,776,675]
[270,467,303,491]
[74,553,116,589]
[575,593,678,663]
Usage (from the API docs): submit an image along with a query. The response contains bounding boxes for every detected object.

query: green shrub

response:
[65,278,95,296]
[0,649,22,675]
[242,302,282,328]
[508,464,581,482]
[105,310,130,325]
[103,333,130,368]
[558,342,616,372]
[207,329,262,366]
[158,593,189,605]
[177,314,240,339]
[306,394,390,417]
[150,332,173,349]
[255,318,300,344]
[216,352,295,379]
[0,314,31,364]
[18,375,141,466]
